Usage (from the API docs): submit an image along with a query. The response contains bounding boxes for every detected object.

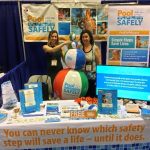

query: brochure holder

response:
[98,89,117,114]
[19,89,40,114]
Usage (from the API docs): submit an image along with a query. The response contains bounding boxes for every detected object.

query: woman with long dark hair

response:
[79,29,101,97]
[43,30,71,84]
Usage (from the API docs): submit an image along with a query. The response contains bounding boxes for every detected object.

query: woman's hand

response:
[63,41,72,46]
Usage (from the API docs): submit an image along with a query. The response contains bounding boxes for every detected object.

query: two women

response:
[43,29,101,98]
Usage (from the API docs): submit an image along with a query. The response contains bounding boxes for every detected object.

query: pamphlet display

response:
[24,82,43,104]
[19,89,40,114]
[98,89,117,114]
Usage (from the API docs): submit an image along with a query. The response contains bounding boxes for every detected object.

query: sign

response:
[70,110,97,119]
[107,5,150,67]
[22,3,108,42]
[0,119,150,149]
[22,4,58,42]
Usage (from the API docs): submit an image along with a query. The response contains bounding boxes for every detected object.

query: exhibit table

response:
[0,101,150,150]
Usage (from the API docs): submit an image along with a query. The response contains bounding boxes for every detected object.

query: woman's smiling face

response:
[82,33,90,45]
[50,33,58,46]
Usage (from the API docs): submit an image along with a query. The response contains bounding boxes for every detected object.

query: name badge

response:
[51,60,57,66]
[86,64,92,71]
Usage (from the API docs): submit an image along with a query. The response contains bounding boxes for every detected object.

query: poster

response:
[107,6,150,67]
[22,4,58,42]
[0,119,150,149]
[22,3,108,42]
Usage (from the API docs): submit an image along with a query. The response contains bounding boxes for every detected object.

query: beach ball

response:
[71,41,77,49]
[88,104,98,112]
[64,49,86,70]
[53,69,89,100]
[69,32,76,41]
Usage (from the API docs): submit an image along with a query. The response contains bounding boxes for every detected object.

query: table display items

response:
[13,107,20,119]
[24,82,43,104]
[98,89,118,114]
[125,103,140,113]
[64,48,86,70]
[19,88,41,114]
[0,98,148,125]
[44,115,61,123]
[1,80,18,109]
[46,102,59,115]
[60,104,80,118]
[53,69,88,100]
[53,32,89,100]
[0,109,8,123]
[141,107,150,119]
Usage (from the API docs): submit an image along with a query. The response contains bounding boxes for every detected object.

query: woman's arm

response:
[94,45,102,65]
[43,41,71,53]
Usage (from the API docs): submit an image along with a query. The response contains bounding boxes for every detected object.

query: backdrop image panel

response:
[107,5,150,67]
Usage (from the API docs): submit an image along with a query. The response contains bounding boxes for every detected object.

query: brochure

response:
[19,89,40,114]
[98,89,117,114]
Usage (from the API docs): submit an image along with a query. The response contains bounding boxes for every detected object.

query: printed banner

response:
[22,4,58,42]
[0,119,150,149]
[22,3,108,42]
[107,6,150,67]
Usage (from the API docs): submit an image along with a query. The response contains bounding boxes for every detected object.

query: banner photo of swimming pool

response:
[22,3,108,42]
[107,5,150,67]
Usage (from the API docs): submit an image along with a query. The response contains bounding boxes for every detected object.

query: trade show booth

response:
[0,0,150,150]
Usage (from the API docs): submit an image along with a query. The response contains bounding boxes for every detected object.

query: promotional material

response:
[107,5,150,67]
[96,65,150,101]
[22,4,108,42]
[24,82,43,104]
[22,4,58,41]
[0,118,149,149]
[46,103,59,115]
[70,110,97,119]
[98,89,117,114]
[64,49,86,70]
[53,69,88,100]
[19,89,40,114]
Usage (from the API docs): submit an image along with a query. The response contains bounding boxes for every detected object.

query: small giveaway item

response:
[1,81,18,109]
[125,103,140,113]
[141,108,150,119]
[45,115,61,123]
[98,89,117,114]
[46,103,59,115]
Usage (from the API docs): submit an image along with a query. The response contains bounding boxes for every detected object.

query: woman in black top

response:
[43,30,71,84]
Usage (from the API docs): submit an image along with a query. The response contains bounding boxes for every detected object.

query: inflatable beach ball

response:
[64,49,86,70]
[53,69,89,100]
[69,32,76,41]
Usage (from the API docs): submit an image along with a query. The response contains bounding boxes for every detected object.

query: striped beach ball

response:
[53,69,88,100]
[64,49,86,70]
[69,32,76,41]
